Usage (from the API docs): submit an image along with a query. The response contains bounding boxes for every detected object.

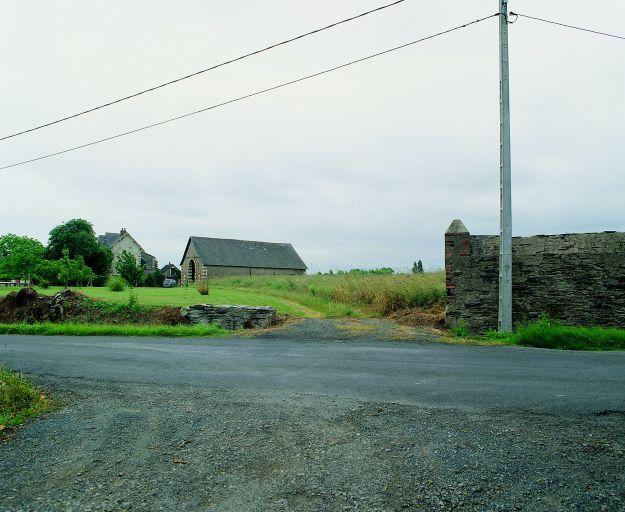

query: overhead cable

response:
[0,13,499,171]
[0,0,406,141]
[510,12,625,41]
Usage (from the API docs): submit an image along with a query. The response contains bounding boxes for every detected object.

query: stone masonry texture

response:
[445,220,625,333]
[181,304,276,330]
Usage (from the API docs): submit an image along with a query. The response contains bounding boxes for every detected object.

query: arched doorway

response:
[189,259,196,282]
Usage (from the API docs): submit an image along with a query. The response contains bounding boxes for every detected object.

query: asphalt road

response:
[1,331,625,511]
[1,334,624,415]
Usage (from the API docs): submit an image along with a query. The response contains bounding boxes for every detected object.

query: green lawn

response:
[0,286,319,318]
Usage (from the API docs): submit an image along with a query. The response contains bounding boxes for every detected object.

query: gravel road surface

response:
[1,320,624,511]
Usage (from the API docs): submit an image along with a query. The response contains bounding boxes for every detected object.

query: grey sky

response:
[1,1,623,273]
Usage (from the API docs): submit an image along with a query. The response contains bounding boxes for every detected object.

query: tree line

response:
[0,218,163,288]
[317,262,425,275]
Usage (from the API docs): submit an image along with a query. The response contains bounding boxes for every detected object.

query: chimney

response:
[120,228,127,236]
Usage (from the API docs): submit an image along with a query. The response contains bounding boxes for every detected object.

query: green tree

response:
[412,260,424,274]
[348,268,394,275]
[46,219,112,279]
[57,249,96,287]
[115,250,145,287]
[0,234,45,280]
[144,268,165,287]
[34,259,62,285]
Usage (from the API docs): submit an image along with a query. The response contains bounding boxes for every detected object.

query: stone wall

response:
[181,304,276,330]
[445,219,625,333]
[181,260,304,283]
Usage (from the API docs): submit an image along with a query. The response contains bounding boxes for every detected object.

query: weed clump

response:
[107,276,126,292]
[450,320,469,337]
[196,281,209,296]
[0,368,49,429]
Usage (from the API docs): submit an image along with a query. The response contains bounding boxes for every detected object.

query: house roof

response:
[98,230,146,253]
[161,263,180,273]
[141,252,157,268]
[98,232,121,248]
[183,237,307,270]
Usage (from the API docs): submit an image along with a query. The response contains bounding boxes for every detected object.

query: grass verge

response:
[0,368,49,431]
[451,318,625,351]
[512,319,625,351]
[0,322,227,338]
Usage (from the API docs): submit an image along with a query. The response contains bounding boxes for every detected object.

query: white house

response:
[98,228,157,275]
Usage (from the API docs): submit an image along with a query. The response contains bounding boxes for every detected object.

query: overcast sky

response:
[1,1,623,273]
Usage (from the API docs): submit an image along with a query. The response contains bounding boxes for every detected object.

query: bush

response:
[107,276,126,292]
[38,279,50,289]
[127,292,139,310]
[144,269,165,288]
[114,250,145,287]
[197,281,209,296]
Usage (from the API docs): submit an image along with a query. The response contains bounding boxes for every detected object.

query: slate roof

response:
[141,252,157,270]
[98,232,121,248]
[161,263,180,273]
[183,237,307,270]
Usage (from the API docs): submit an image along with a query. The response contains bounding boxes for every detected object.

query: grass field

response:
[0,272,446,319]
[0,285,321,318]
[211,272,446,316]
[0,368,48,430]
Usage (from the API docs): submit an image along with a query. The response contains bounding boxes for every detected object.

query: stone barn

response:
[180,236,307,283]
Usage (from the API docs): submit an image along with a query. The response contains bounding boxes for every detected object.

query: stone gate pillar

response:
[445,219,470,329]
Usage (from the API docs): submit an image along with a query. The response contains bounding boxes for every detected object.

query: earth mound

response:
[0,288,83,324]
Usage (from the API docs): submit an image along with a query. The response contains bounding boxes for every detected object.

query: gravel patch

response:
[253,318,439,343]
[1,376,624,511]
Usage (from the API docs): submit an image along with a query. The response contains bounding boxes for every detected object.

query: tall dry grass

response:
[213,272,445,316]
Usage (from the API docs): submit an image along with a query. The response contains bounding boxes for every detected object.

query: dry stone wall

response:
[445,220,625,333]
[181,304,276,330]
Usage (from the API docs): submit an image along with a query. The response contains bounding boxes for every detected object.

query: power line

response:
[0,0,407,142]
[510,12,625,41]
[0,13,499,172]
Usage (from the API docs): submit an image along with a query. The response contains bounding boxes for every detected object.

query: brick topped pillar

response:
[445,219,470,329]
